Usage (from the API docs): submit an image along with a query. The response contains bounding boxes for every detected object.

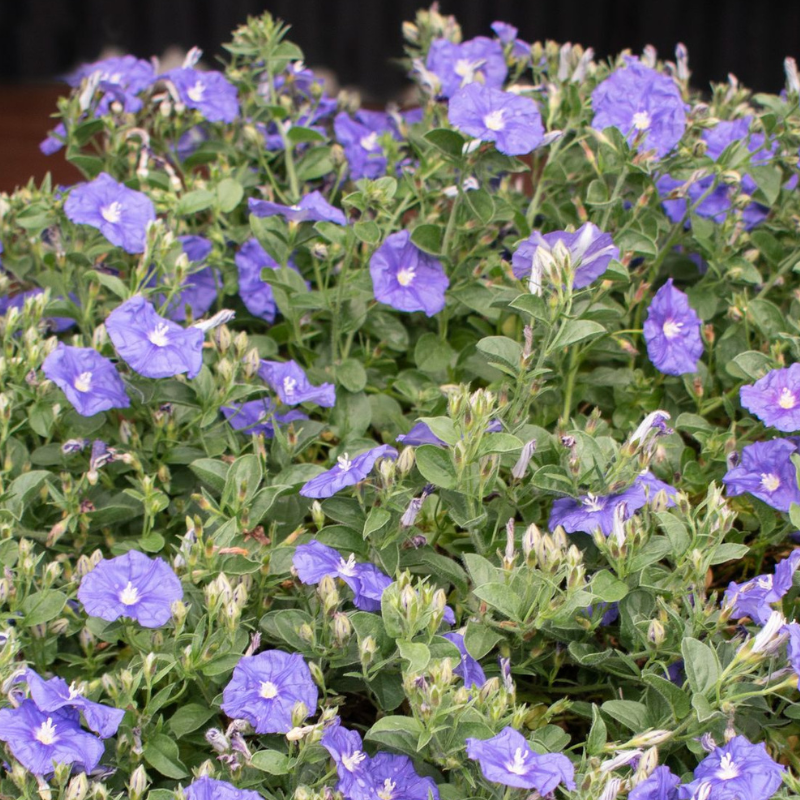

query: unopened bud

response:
[647,619,666,646]
[128,765,149,800]
[65,773,89,800]
[333,612,352,645]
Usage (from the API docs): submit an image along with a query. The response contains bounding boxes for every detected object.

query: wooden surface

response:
[0,84,81,193]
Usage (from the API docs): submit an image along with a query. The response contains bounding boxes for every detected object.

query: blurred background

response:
[1,0,799,192]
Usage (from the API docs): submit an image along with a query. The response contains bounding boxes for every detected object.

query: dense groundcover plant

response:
[2,6,800,799]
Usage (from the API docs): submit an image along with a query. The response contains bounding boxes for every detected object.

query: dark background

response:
[1,0,799,191]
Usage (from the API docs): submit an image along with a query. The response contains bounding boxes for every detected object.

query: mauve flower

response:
[636,470,678,506]
[370,230,449,316]
[155,235,219,323]
[723,439,800,512]
[40,122,67,156]
[258,360,336,407]
[183,776,262,800]
[42,344,129,417]
[249,191,346,226]
[785,622,800,677]
[511,222,619,289]
[235,238,300,323]
[549,482,647,536]
[165,67,239,123]
[629,766,681,800]
[724,551,800,624]
[293,541,392,612]
[643,279,703,376]
[396,421,446,447]
[426,37,508,99]
[740,365,800,432]
[105,296,204,379]
[491,21,531,61]
[20,669,124,739]
[364,752,440,800]
[657,173,732,225]
[448,84,544,156]
[64,172,155,254]
[77,550,183,628]
[321,720,372,797]
[221,650,317,734]
[299,445,398,499]
[0,700,104,776]
[221,398,307,437]
[175,126,209,160]
[442,631,486,688]
[592,57,686,158]
[678,736,784,800]
[68,55,155,114]
[334,112,390,180]
[466,727,575,792]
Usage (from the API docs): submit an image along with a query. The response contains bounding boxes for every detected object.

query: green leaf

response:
[366,716,424,756]
[601,699,650,732]
[287,125,326,145]
[336,359,367,392]
[216,178,244,212]
[464,621,503,659]
[587,705,607,754]
[20,590,67,627]
[177,189,215,215]
[423,128,466,157]
[643,673,691,719]
[353,220,381,245]
[88,269,129,299]
[590,570,629,603]
[251,750,291,774]
[189,458,228,493]
[169,704,218,738]
[465,189,495,224]
[143,734,188,779]
[397,640,431,673]
[221,454,263,510]
[750,165,782,206]
[476,433,522,457]
[551,320,606,350]
[681,638,720,695]
[364,507,391,540]
[411,224,444,255]
[471,583,521,620]
[414,333,455,373]
[295,146,334,181]
[476,336,522,370]
[415,445,457,490]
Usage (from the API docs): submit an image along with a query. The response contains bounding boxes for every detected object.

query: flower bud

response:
[292,701,310,727]
[396,446,416,475]
[647,619,666,647]
[128,765,149,800]
[360,635,378,667]
[333,612,352,646]
[65,773,89,800]
[310,500,325,530]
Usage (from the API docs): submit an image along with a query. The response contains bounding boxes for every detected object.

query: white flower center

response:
[756,575,774,590]
[119,581,139,605]
[68,681,83,699]
[715,753,739,781]
[342,749,367,771]
[483,109,505,131]
[778,387,797,409]
[454,58,486,83]
[662,319,683,339]
[187,80,206,103]
[761,473,781,492]
[337,454,353,472]
[259,680,279,699]
[100,201,123,224]
[148,323,170,347]
[632,110,652,130]
[359,132,379,151]
[35,718,58,745]
[338,554,358,577]
[583,493,605,513]
[396,267,416,287]
[505,747,529,775]
[377,779,397,800]
[283,377,297,396]
[74,371,93,392]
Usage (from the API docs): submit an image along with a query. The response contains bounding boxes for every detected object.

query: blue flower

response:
[68,55,155,114]
[0,700,104,776]
[259,360,336,407]
[64,173,156,254]
[249,191,347,225]
[42,344,129,417]
[643,279,704,376]
[334,112,390,180]
[740,365,800,432]
[370,231,449,316]
[426,37,508,98]
[678,736,784,800]
[592,57,687,158]
[785,622,800,678]
[235,238,300,323]
[20,669,124,739]
[183,775,263,800]
[724,551,800,624]
[221,650,318,734]
[722,439,800,512]
[448,84,544,156]
[396,422,447,447]
[105,296,205,379]
[442,631,486,688]
[154,235,220,323]
[165,67,239,123]
[629,766,681,800]
[0,288,76,333]
[293,541,392,612]
[491,22,532,61]
[299,445,398,499]
[549,483,647,536]
[365,752,440,800]
[40,123,67,156]
[221,398,307,437]
[466,727,575,792]
[321,720,372,797]
[77,550,183,628]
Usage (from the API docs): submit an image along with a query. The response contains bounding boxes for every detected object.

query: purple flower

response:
[722,439,800,512]
[785,622,800,677]
[629,766,681,800]
[0,700,104,776]
[235,238,300,323]
[183,776,262,800]
[636,470,678,507]
[643,279,704,376]
[466,727,575,792]
[370,230,449,316]
[365,752,440,800]
[0,288,76,333]
[221,650,318,733]
[511,222,619,289]
[294,541,392,612]
[491,22,531,61]
[724,551,800,624]
[426,37,508,99]
[442,631,486,688]
[175,126,209,160]
[105,296,204,379]
[740,365,800,432]
[448,84,544,157]
[249,191,347,226]
[64,173,156,254]
[77,550,183,628]
[165,67,239,123]
[334,112,389,180]
[155,235,219,323]
[592,57,686,158]
[20,669,124,739]
[678,736,784,800]
[42,344,129,417]
[299,445,398,499]
[40,122,67,156]
[585,602,620,626]
[221,398,307,437]
[397,421,446,447]
[321,720,372,796]
[549,482,647,536]
[258,360,336,407]
[68,55,154,113]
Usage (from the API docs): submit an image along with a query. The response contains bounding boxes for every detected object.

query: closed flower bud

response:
[171,600,188,628]
[291,701,310,728]
[317,575,340,612]
[49,617,69,636]
[128,765,149,800]
[360,634,378,667]
[333,612,352,645]
[310,500,325,530]
[647,619,666,646]
[299,623,316,644]
[205,727,230,752]
[65,773,89,800]
[396,446,416,475]
[630,730,672,747]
